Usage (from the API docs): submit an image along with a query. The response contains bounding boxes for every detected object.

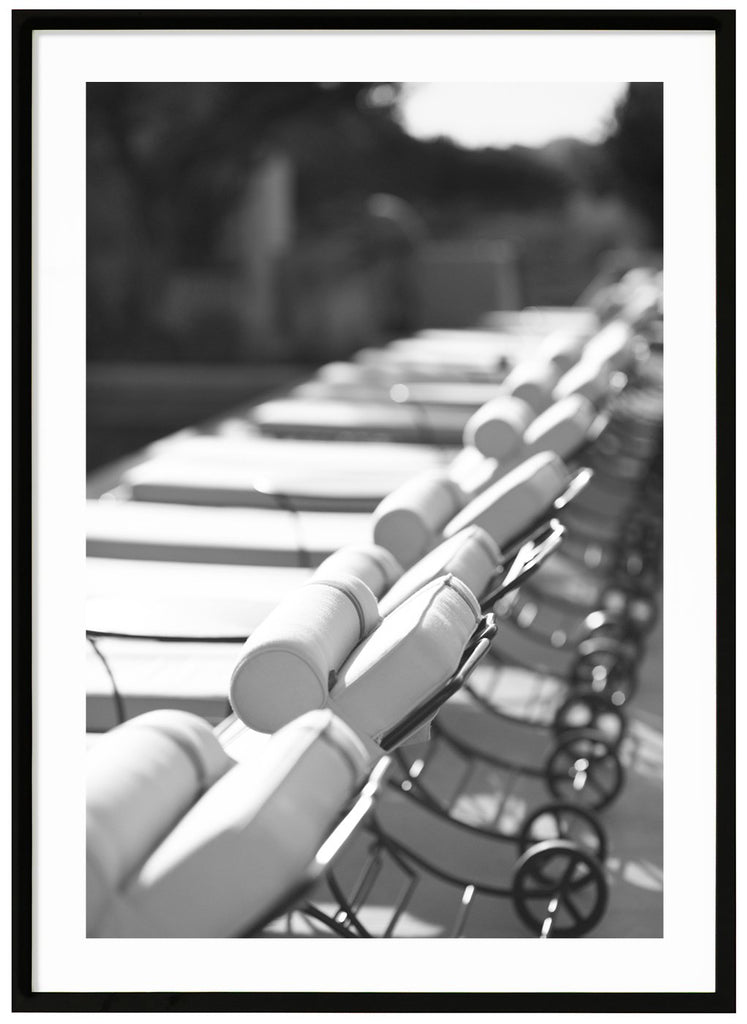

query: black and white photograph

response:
[84,78,665,943]
[17,12,733,1011]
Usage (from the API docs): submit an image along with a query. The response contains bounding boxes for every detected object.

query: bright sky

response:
[398,82,628,149]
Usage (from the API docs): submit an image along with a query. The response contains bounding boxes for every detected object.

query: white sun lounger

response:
[251,397,473,444]
[117,436,455,510]
[86,499,372,566]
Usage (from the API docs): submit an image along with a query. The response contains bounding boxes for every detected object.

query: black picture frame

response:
[13,8,736,1013]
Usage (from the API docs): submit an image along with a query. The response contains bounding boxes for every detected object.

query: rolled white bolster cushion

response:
[448,445,494,484]
[86,710,234,935]
[379,526,500,617]
[372,471,466,569]
[314,544,403,598]
[100,709,370,938]
[443,451,569,550]
[523,394,597,460]
[462,395,534,460]
[331,574,481,746]
[552,357,613,406]
[538,331,588,374]
[583,321,633,371]
[454,456,506,502]
[502,360,561,415]
[229,573,381,733]
[447,447,505,503]
[621,282,661,329]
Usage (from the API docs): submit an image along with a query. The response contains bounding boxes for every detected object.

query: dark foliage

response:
[603,83,663,245]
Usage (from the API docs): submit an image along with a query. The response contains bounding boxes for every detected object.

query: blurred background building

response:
[87,81,663,471]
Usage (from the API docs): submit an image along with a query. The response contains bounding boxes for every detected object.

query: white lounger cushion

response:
[318,356,467,387]
[443,452,568,550]
[331,575,481,746]
[121,436,451,511]
[379,527,499,617]
[150,435,451,473]
[382,381,503,408]
[87,710,234,934]
[122,456,424,511]
[86,558,312,638]
[314,544,403,598]
[462,395,534,460]
[537,330,588,374]
[447,446,501,498]
[252,397,418,433]
[86,637,236,732]
[251,398,470,444]
[523,394,597,460]
[481,306,598,337]
[230,574,380,733]
[583,321,634,371]
[94,710,369,937]
[355,343,509,376]
[391,330,520,351]
[292,379,501,411]
[620,281,661,329]
[553,357,613,406]
[86,500,371,566]
[501,360,561,414]
[372,471,466,569]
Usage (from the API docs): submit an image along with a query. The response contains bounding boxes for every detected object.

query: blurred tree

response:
[87,82,584,362]
[603,83,663,246]
[87,83,394,358]
[538,137,614,196]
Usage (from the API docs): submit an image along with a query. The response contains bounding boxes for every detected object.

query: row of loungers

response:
[86,269,663,938]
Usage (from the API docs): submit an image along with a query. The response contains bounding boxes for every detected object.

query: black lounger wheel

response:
[545,729,625,811]
[518,802,607,868]
[578,606,642,655]
[553,689,627,748]
[511,839,608,938]
[571,637,638,705]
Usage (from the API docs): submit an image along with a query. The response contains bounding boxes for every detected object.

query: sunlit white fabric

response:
[86,710,234,935]
[502,359,561,414]
[92,710,369,938]
[251,398,470,444]
[230,574,380,733]
[537,330,588,374]
[373,470,466,569]
[379,526,499,617]
[86,500,371,566]
[332,574,481,745]
[463,395,534,460]
[583,321,634,371]
[552,357,613,406]
[523,394,596,460]
[443,452,568,549]
[314,544,403,598]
